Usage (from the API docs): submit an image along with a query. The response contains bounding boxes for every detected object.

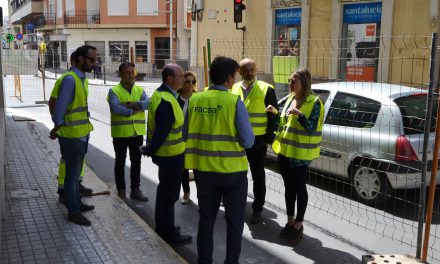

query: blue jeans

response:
[58,137,88,214]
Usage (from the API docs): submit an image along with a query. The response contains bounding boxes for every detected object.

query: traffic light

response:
[233,0,246,24]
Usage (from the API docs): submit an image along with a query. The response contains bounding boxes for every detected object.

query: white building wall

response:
[65,28,151,62]
[177,0,191,60]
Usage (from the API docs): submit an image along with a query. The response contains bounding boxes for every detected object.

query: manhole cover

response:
[12,115,36,121]
[10,189,40,199]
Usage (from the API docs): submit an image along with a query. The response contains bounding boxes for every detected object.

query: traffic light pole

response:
[235,23,246,31]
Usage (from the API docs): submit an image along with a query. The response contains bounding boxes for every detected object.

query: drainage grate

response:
[10,188,41,199]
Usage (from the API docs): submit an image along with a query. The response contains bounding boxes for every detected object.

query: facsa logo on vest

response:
[194,105,222,115]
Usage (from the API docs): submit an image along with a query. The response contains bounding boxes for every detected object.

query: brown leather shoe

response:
[130,188,149,202]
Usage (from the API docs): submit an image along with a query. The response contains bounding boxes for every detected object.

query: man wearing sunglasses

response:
[51,45,97,226]
[231,58,279,224]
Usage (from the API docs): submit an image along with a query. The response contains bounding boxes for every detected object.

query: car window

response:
[325,92,381,128]
[394,94,438,135]
[313,89,330,104]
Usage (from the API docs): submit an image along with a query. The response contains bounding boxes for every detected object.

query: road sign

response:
[16,33,23,41]
[6,33,14,43]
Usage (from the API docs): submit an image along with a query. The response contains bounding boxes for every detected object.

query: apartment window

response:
[108,0,129,16]
[48,0,55,18]
[135,42,148,62]
[109,41,129,62]
[57,0,62,18]
[66,0,75,16]
[85,41,105,63]
[137,0,158,16]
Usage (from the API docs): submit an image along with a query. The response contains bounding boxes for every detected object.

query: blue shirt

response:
[183,85,254,149]
[52,67,89,141]
[108,84,149,116]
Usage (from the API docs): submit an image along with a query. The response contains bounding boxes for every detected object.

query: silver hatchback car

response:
[271,82,440,204]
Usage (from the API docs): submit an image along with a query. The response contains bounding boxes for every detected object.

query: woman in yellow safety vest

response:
[266,68,324,243]
[178,71,198,204]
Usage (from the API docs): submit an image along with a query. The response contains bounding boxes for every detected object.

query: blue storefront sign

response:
[26,24,34,30]
[343,2,382,24]
[275,8,301,25]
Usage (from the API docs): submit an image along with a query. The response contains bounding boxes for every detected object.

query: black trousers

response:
[155,154,184,238]
[278,155,308,222]
[181,169,199,194]
[197,171,248,264]
[246,136,267,212]
[112,136,143,191]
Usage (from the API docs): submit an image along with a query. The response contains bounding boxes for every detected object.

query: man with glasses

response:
[141,63,192,246]
[231,58,279,224]
[49,51,94,205]
[51,45,97,226]
[107,62,149,201]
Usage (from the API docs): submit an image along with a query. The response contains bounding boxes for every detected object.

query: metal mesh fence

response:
[1,35,440,262]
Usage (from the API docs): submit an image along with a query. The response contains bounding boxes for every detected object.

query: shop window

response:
[109,41,129,62]
[339,2,382,82]
[135,42,148,62]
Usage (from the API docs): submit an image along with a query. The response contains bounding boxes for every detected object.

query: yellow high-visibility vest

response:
[185,90,248,173]
[231,80,273,136]
[56,72,94,138]
[147,90,185,156]
[272,94,324,160]
[109,84,146,138]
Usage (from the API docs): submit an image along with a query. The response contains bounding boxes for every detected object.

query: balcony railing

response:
[64,11,100,26]
[31,13,56,29]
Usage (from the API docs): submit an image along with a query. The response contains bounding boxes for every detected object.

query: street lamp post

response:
[167,0,173,62]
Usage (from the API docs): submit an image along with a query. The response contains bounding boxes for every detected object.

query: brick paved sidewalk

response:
[0,111,186,264]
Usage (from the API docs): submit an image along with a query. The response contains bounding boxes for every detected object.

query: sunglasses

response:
[185,79,196,85]
[287,78,296,85]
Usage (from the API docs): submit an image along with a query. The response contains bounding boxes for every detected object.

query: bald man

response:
[141,64,192,246]
[231,58,279,224]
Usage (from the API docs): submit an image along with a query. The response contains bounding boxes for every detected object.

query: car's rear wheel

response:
[351,163,391,205]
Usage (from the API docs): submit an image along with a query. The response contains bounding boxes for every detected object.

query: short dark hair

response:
[75,45,97,59]
[119,62,135,73]
[70,51,77,65]
[209,56,239,85]
[162,65,176,83]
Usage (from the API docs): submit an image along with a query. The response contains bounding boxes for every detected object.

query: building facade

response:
[192,0,440,89]
[9,0,192,72]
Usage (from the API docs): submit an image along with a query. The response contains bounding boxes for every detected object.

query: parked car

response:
[268,82,440,205]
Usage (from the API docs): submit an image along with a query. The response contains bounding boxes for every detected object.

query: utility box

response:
[362,254,425,264]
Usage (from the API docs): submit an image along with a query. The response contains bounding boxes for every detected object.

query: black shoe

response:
[288,225,304,243]
[280,224,293,239]
[174,226,181,233]
[68,213,91,226]
[165,233,192,246]
[80,203,95,212]
[250,210,262,224]
[79,183,93,197]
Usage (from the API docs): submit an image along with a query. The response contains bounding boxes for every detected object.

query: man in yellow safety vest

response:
[50,45,96,226]
[185,56,254,263]
[107,62,149,201]
[141,63,192,246]
[231,58,279,224]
